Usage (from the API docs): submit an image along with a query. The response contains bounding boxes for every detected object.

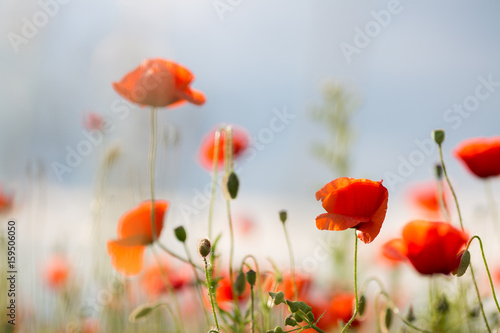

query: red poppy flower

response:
[199,126,249,170]
[305,292,359,331]
[315,178,389,244]
[407,182,447,219]
[141,260,192,298]
[454,137,500,178]
[44,255,70,289]
[384,220,469,275]
[264,272,312,301]
[107,200,168,276]
[112,58,205,108]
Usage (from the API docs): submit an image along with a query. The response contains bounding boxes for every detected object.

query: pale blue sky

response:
[1,0,499,203]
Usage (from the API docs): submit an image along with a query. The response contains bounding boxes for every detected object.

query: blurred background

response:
[1,0,500,329]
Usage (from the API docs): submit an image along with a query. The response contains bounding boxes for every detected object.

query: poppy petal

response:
[381,239,407,262]
[176,87,206,106]
[356,189,389,244]
[107,240,146,276]
[315,177,351,201]
[315,213,365,231]
[117,200,168,241]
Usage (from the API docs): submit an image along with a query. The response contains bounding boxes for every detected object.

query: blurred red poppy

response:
[113,58,205,108]
[0,186,13,213]
[454,137,500,178]
[107,200,168,276]
[305,292,359,331]
[199,126,249,170]
[141,260,192,298]
[213,275,250,311]
[264,272,312,301]
[315,178,389,244]
[44,255,70,289]
[384,220,469,275]
[83,112,104,132]
[407,182,447,219]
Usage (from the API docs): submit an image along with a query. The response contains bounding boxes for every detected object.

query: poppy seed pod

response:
[279,210,287,224]
[197,238,211,258]
[174,226,186,243]
[433,129,445,145]
[246,269,256,286]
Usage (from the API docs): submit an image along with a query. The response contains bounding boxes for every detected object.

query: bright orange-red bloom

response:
[383,220,469,275]
[44,255,70,289]
[315,178,389,244]
[305,292,359,331]
[199,126,249,170]
[455,137,500,178]
[112,59,205,108]
[107,201,168,276]
[407,182,447,219]
[141,260,192,298]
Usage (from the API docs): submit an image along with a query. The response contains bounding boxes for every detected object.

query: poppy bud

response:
[306,311,315,322]
[433,129,445,145]
[279,210,287,224]
[297,301,312,314]
[406,305,415,322]
[224,172,239,200]
[246,269,256,287]
[436,295,449,314]
[129,304,156,322]
[286,300,300,313]
[455,249,470,277]
[234,270,246,296]
[269,291,285,305]
[285,315,297,327]
[174,226,186,243]
[434,164,443,180]
[358,295,366,316]
[273,326,284,333]
[197,238,211,258]
[384,308,393,329]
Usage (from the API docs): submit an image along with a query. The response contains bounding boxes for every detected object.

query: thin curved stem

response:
[438,143,464,230]
[282,220,298,301]
[208,129,222,240]
[156,241,202,270]
[151,246,184,332]
[204,257,220,332]
[183,242,210,327]
[466,235,500,315]
[438,142,491,331]
[341,230,358,333]
[149,107,158,242]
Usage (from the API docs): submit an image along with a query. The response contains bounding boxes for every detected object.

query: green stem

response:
[250,285,255,333]
[159,303,182,333]
[156,241,202,270]
[204,257,220,332]
[282,221,298,301]
[241,255,265,331]
[208,129,222,240]
[183,242,211,327]
[151,246,184,332]
[438,143,464,230]
[149,107,158,242]
[466,235,500,315]
[359,277,431,333]
[341,230,358,333]
[438,142,491,331]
